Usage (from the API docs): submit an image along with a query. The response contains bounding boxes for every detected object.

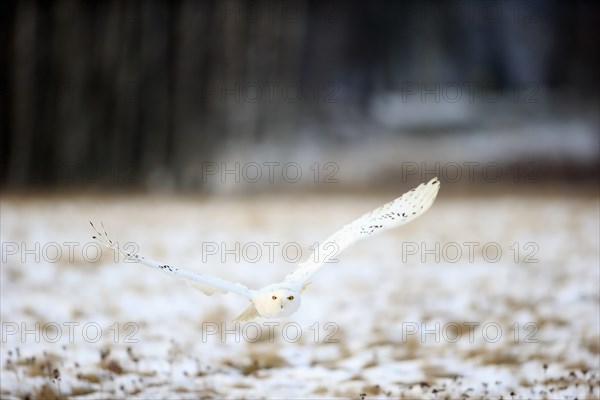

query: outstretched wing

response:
[285,177,441,287]
[90,222,252,299]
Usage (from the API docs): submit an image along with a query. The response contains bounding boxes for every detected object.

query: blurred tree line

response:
[1,0,598,189]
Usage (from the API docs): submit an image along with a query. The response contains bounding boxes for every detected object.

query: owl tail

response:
[232,302,260,322]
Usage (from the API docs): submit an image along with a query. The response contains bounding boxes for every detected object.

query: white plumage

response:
[91,177,440,321]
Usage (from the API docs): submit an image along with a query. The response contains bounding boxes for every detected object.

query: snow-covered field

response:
[1,190,599,399]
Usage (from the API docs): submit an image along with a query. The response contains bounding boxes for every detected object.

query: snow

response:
[1,191,599,399]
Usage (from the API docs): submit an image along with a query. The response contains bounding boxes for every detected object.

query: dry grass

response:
[1,192,598,398]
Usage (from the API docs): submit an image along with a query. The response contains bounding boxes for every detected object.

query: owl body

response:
[252,285,301,318]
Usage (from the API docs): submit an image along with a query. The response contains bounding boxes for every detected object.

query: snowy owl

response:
[91,177,440,321]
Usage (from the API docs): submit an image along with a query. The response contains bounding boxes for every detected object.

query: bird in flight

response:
[91,177,440,321]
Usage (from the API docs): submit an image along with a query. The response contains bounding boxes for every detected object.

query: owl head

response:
[254,287,301,318]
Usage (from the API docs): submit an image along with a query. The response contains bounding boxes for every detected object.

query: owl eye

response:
[287,296,294,300]
[272,295,277,300]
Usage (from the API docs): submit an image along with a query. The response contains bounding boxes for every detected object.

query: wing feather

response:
[90,222,252,299]
[285,177,440,286]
